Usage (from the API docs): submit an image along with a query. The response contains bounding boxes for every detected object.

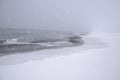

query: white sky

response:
[0,0,120,32]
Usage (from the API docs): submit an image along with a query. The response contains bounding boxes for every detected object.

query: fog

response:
[0,0,120,32]
[0,1,120,80]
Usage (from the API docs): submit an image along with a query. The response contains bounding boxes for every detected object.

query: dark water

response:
[0,28,83,53]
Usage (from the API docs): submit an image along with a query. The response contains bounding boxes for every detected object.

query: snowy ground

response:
[0,32,120,80]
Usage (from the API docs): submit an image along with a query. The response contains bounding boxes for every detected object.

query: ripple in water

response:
[0,28,84,54]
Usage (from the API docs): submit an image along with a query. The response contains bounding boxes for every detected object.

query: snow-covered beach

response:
[0,32,120,80]
[0,0,120,79]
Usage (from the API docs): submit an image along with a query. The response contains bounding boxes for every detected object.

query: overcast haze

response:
[0,1,120,80]
[0,0,120,32]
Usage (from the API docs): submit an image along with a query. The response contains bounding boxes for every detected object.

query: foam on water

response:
[0,28,83,54]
